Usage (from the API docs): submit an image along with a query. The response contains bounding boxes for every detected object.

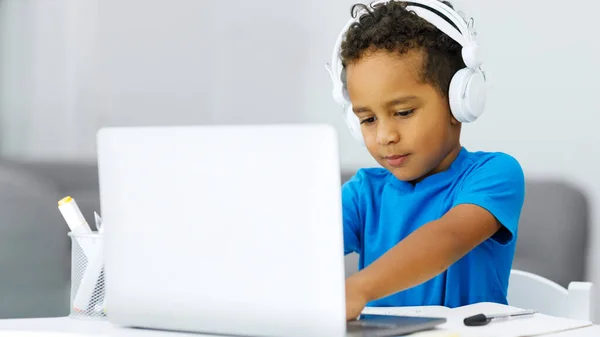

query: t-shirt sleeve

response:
[342,172,363,255]
[452,153,526,245]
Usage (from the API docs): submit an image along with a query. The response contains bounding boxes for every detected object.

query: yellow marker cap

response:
[58,196,73,206]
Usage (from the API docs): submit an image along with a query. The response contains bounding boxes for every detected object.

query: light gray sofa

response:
[0,160,100,319]
[0,160,590,319]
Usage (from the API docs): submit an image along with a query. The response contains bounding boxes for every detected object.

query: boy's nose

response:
[376,120,400,145]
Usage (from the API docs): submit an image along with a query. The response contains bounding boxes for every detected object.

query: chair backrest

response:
[508,269,594,321]
[513,180,589,288]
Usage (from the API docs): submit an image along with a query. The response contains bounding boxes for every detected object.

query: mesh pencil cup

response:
[68,231,106,319]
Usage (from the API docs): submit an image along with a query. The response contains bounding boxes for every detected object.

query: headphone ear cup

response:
[448,67,487,123]
[330,66,350,106]
[343,105,364,145]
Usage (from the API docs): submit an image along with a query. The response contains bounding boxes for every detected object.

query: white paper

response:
[362,305,451,318]
[361,302,593,337]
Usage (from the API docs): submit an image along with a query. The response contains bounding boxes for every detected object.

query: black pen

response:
[464,309,538,326]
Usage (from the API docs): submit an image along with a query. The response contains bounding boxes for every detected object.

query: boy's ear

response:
[450,114,460,125]
[449,109,460,125]
[445,97,460,125]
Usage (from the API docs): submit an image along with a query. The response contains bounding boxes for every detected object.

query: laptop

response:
[96,124,446,337]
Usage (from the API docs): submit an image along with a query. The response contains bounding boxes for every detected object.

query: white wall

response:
[1,0,599,319]
[0,0,375,165]
[452,0,600,315]
[458,0,600,317]
[93,0,373,168]
[91,0,333,158]
[0,0,99,159]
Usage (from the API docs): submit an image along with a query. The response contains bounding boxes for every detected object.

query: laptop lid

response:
[97,124,347,337]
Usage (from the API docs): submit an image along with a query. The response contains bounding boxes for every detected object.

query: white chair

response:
[507,269,594,321]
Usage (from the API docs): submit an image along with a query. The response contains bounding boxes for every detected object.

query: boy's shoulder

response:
[462,148,521,167]
[459,149,524,181]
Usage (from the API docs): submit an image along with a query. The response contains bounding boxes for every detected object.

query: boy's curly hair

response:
[340,0,465,97]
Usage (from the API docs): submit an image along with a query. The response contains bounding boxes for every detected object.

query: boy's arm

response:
[347,203,500,303]
[346,154,525,312]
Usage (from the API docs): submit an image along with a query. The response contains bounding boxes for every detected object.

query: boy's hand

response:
[345,276,370,321]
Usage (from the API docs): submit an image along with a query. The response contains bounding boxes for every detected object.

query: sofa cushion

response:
[0,165,70,318]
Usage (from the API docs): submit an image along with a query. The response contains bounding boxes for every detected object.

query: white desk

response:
[0,317,598,337]
[0,317,197,337]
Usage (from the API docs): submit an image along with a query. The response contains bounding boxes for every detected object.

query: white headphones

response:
[326,0,487,144]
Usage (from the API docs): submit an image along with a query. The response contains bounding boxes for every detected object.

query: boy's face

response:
[345,48,461,182]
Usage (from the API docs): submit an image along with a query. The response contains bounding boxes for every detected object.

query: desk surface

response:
[0,317,598,337]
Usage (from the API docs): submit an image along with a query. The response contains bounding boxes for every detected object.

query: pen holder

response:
[68,231,106,319]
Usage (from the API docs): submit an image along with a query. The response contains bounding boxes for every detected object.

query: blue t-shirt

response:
[342,147,525,308]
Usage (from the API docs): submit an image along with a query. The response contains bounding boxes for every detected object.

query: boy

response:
[333,1,526,320]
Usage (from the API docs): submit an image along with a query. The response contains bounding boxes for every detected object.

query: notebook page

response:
[362,302,592,337]
[443,302,593,337]
[361,305,451,318]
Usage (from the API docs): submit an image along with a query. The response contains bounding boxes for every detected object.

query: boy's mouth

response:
[384,154,410,167]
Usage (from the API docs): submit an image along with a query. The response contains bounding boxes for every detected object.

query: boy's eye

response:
[396,109,415,117]
[360,116,376,125]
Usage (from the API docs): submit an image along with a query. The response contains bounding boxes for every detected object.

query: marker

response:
[94,211,104,234]
[58,196,102,315]
[58,196,95,259]
[58,196,92,235]
[93,211,107,315]
[73,242,104,313]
